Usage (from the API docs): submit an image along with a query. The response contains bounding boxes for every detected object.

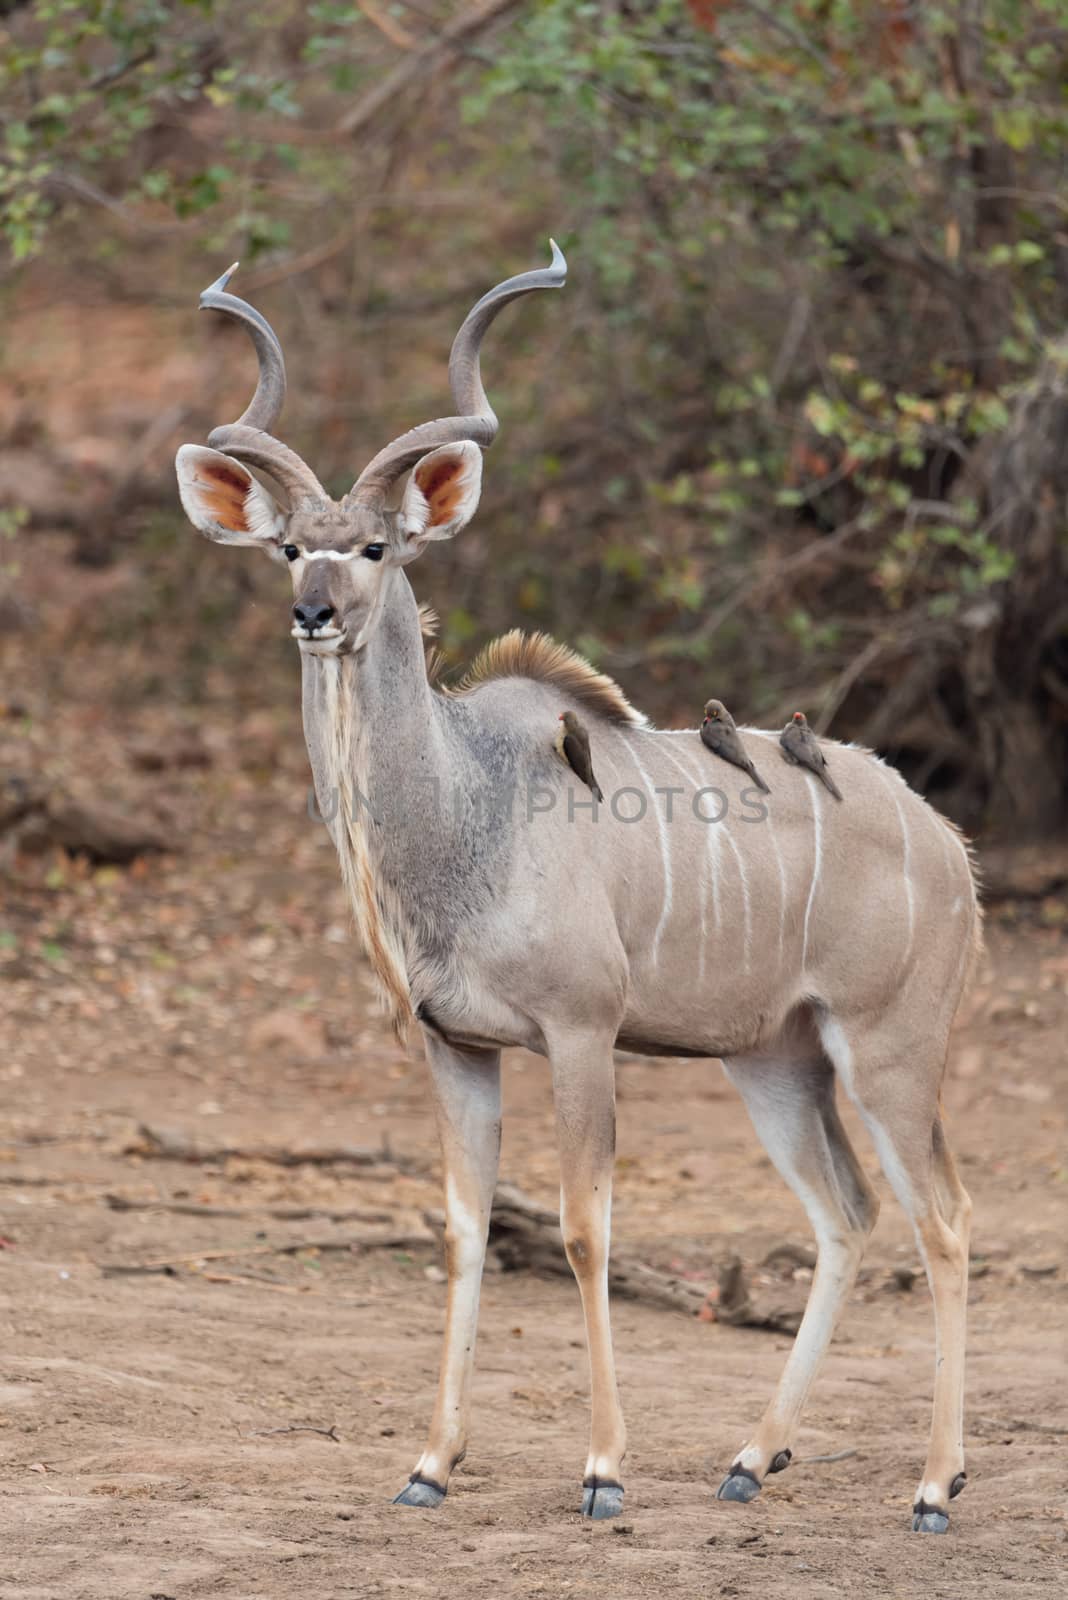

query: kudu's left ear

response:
[175,445,287,547]
[396,441,483,555]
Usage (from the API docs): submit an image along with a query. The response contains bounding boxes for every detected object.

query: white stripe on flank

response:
[730,724,785,957]
[628,743,673,967]
[657,739,720,979]
[890,785,916,972]
[692,814,709,983]
[703,804,722,960]
[765,811,787,966]
[801,791,823,975]
[661,740,742,967]
[721,828,752,973]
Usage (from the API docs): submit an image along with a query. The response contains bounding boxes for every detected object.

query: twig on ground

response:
[97,1230,435,1275]
[104,1194,395,1224]
[0,1130,107,1150]
[249,1423,341,1442]
[128,1122,427,1174]
[0,1174,76,1187]
[100,1262,179,1278]
[196,1270,307,1294]
[987,1418,1068,1436]
[187,1268,372,1303]
[794,1448,858,1465]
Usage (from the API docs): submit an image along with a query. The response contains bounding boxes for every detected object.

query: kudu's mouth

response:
[292,622,345,651]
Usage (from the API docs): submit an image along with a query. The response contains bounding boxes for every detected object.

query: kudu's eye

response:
[363,543,385,562]
[283,544,300,562]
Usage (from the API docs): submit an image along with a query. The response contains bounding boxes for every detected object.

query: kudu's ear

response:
[175,445,286,547]
[397,441,482,554]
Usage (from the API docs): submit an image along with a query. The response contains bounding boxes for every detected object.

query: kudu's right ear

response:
[175,445,286,547]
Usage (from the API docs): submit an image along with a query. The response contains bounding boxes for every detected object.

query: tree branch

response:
[334,0,523,139]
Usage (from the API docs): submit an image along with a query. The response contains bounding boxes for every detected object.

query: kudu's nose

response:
[293,601,335,629]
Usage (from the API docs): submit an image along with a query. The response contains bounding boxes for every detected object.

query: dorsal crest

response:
[443,630,646,726]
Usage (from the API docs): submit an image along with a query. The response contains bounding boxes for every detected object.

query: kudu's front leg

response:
[549,1027,627,1519]
[393,1032,501,1509]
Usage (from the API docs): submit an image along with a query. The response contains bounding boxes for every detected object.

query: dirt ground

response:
[1,536,1066,1598]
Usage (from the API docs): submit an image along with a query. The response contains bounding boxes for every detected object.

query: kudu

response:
[176,247,979,1533]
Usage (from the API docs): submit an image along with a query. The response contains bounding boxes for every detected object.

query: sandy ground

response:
[2,537,1066,1597]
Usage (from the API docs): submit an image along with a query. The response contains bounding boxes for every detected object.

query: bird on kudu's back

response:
[699,698,771,794]
[555,710,604,803]
[779,711,843,801]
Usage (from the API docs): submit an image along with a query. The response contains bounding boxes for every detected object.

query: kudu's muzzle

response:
[292,575,340,637]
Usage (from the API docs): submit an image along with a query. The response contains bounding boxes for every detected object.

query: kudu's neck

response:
[349,570,440,791]
[299,571,445,1030]
[301,570,441,812]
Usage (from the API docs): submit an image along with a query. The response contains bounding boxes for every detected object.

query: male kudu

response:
[176,246,979,1533]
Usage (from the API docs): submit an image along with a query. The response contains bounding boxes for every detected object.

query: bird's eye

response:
[363,543,384,562]
[283,544,300,562]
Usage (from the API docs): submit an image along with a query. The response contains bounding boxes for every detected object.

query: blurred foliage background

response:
[2,0,1068,838]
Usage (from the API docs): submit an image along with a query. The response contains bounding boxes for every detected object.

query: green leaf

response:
[993,106,1034,152]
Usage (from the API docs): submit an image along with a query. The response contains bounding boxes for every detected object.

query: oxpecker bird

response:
[555,711,604,803]
[779,711,843,801]
[700,699,771,794]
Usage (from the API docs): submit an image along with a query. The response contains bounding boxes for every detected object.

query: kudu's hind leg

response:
[908,1116,972,1531]
[717,1055,879,1505]
[834,1030,971,1534]
[549,1027,626,1519]
[393,1034,501,1509]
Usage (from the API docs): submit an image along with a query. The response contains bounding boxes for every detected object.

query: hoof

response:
[912,1494,950,1534]
[393,1473,446,1509]
[716,1467,762,1504]
[912,1508,949,1534]
[582,1478,625,1520]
